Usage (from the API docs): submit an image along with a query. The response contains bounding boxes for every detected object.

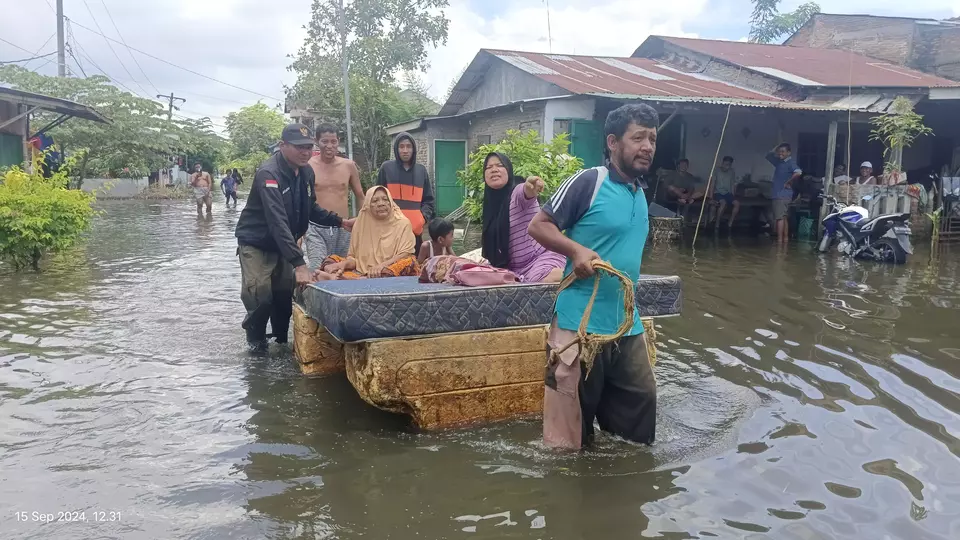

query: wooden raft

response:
[292,304,658,429]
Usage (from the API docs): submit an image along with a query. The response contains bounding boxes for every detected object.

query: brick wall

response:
[914,25,960,81]
[656,44,788,98]
[785,14,915,65]
[466,102,546,151]
[407,118,469,184]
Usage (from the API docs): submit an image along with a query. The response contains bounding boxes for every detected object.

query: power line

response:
[99,0,159,94]
[67,18,285,102]
[71,36,143,96]
[179,90,257,107]
[0,36,58,72]
[80,0,151,97]
[22,33,56,70]
[0,36,40,56]
[67,45,88,77]
[0,51,56,64]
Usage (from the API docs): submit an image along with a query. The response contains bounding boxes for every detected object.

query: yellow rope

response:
[550,260,634,378]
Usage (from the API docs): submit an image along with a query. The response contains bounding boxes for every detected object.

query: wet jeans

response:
[238,245,295,343]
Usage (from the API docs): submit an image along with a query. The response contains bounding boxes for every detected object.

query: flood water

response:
[2,199,959,539]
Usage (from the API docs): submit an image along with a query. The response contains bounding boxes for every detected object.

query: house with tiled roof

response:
[389,35,960,218]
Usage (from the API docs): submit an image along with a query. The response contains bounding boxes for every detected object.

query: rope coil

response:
[550,260,635,378]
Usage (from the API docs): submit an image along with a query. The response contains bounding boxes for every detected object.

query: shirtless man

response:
[190,163,214,216]
[306,124,365,271]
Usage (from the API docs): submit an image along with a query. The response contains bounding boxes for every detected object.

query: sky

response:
[2,0,959,133]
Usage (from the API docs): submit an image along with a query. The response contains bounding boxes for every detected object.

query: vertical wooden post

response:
[819,119,838,236]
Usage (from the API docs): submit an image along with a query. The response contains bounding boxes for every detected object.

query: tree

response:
[178,116,230,175]
[0,66,187,183]
[400,72,440,115]
[869,96,934,175]
[0,66,228,183]
[224,103,286,156]
[287,0,449,170]
[749,0,819,44]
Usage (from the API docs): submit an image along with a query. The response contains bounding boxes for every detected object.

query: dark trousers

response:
[579,333,657,445]
[238,245,295,343]
[225,190,238,204]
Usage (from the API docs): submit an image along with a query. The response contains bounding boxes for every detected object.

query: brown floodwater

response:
[1,199,959,539]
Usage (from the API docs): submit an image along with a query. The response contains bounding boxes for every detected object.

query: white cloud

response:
[2,0,960,124]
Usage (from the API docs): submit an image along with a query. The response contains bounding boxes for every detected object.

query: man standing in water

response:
[190,163,214,216]
[766,143,802,244]
[377,133,435,253]
[306,124,365,270]
[221,170,240,207]
[235,124,354,351]
[529,104,658,449]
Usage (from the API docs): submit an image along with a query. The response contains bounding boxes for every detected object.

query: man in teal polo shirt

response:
[529,103,658,449]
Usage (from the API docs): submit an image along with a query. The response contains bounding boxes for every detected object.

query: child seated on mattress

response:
[417,218,456,264]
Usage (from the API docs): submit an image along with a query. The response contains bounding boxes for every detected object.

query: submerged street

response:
[2,199,959,539]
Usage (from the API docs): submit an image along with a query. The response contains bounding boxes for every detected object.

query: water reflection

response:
[0,200,958,539]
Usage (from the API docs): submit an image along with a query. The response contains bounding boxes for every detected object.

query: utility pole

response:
[157,92,186,120]
[56,0,66,77]
[544,0,553,54]
[338,0,355,215]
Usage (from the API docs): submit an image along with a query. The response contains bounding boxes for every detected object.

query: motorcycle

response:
[816,194,913,264]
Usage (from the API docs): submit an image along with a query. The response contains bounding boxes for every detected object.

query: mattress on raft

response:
[300,275,682,343]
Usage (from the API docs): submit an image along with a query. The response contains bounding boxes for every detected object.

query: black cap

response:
[281,123,315,146]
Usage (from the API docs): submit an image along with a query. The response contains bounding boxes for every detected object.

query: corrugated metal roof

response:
[582,93,841,111]
[829,94,884,110]
[485,50,782,100]
[0,85,110,124]
[651,36,960,88]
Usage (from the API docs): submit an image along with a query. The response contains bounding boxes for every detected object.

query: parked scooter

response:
[816,194,913,264]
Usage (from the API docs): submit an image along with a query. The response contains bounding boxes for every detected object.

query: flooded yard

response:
[1,199,958,539]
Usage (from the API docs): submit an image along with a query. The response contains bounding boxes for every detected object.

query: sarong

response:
[321,254,419,279]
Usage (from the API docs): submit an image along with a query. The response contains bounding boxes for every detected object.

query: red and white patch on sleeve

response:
[264,179,279,188]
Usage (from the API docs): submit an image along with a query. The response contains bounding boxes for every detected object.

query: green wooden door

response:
[0,133,24,169]
[570,119,603,168]
[434,140,466,215]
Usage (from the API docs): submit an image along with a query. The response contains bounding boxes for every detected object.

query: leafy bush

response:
[0,157,97,271]
[221,150,270,191]
[869,96,934,174]
[458,130,583,220]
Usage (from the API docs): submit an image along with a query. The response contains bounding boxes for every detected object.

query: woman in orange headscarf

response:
[314,186,419,279]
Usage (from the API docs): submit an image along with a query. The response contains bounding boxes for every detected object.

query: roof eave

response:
[0,86,110,124]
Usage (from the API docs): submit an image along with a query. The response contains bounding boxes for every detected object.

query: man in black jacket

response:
[235,124,355,350]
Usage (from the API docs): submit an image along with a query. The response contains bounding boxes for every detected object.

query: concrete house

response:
[785,13,960,82]
[390,36,960,216]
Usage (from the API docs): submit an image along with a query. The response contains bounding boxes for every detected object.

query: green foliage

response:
[0,156,96,271]
[0,66,228,182]
[224,103,286,156]
[287,0,449,171]
[869,96,935,174]
[749,0,819,43]
[221,150,271,188]
[458,130,583,220]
